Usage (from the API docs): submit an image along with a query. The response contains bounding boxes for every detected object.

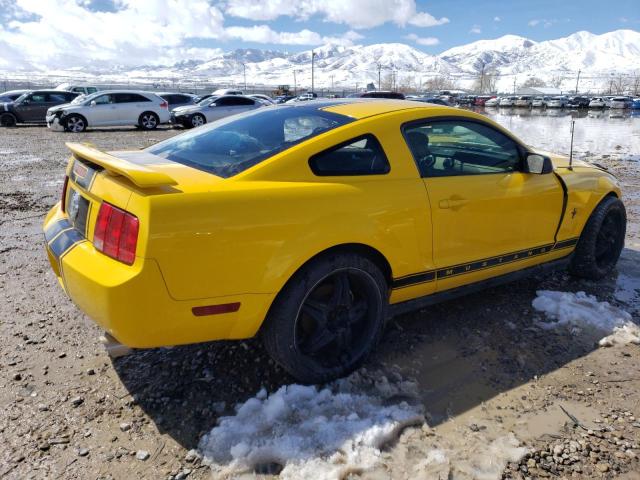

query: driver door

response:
[403,118,564,291]
[86,93,119,125]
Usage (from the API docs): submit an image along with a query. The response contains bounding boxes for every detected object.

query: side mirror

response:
[525,153,553,174]
[90,101,97,107]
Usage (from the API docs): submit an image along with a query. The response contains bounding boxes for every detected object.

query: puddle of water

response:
[470,107,640,159]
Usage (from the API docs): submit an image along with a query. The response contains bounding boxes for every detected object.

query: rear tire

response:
[261,253,388,384]
[138,112,159,130]
[64,114,87,133]
[569,196,626,280]
[0,113,17,127]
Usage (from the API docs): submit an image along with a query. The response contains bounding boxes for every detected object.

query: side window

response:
[93,94,113,105]
[87,87,97,94]
[309,134,390,176]
[115,93,150,103]
[47,93,68,103]
[403,120,521,177]
[29,94,47,103]
[174,95,189,103]
[214,97,232,106]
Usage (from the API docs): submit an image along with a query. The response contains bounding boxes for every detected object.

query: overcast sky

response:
[0,0,638,69]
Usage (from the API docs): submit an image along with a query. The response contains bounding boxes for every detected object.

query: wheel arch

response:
[0,111,18,125]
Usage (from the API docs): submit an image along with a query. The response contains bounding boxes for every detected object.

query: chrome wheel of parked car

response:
[262,252,387,384]
[190,114,205,128]
[65,115,86,133]
[139,112,159,130]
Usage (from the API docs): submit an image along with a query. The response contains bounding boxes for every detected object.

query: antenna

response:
[569,119,575,170]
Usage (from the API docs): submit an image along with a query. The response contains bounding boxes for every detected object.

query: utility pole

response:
[512,76,517,94]
[377,63,382,91]
[242,63,246,91]
[479,61,485,93]
[575,69,581,94]
[311,50,317,94]
[293,69,297,96]
[330,74,334,93]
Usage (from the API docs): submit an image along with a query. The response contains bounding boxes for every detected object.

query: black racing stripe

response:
[48,228,84,260]
[553,238,579,250]
[392,239,579,289]
[44,219,72,243]
[392,271,436,288]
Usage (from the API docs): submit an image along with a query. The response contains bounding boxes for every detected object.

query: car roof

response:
[284,98,451,120]
[155,92,195,96]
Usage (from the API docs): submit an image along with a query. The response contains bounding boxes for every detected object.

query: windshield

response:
[71,94,86,104]
[147,105,353,178]
[198,96,218,106]
[14,93,30,103]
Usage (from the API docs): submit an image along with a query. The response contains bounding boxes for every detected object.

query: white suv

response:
[46,90,170,132]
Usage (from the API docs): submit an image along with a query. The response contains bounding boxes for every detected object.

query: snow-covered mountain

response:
[2,29,639,93]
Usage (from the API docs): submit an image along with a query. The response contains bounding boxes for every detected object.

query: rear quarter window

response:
[309,134,390,176]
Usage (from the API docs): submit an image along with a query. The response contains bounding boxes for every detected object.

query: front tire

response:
[138,112,159,130]
[190,113,206,128]
[262,253,388,384]
[64,114,87,132]
[569,196,626,280]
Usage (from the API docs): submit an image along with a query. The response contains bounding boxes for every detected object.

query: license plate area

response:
[65,186,90,238]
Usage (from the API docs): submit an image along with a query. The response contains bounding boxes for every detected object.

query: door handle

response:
[439,197,469,209]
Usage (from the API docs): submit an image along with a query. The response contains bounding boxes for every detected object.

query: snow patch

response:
[532,290,639,346]
[198,369,424,479]
[615,273,640,307]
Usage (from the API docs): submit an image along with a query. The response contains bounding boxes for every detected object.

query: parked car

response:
[484,97,499,107]
[275,95,296,104]
[55,84,99,95]
[156,92,198,111]
[589,97,607,108]
[170,94,263,128]
[632,98,640,109]
[354,91,405,100]
[0,89,30,102]
[474,95,495,107]
[212,88,243,96]
[0,90,79,127]
[531,97,546,108]
[46,90,170,132]
[43,99,626,383]
[546,96,568,108]
[498,96,516,107]
[610,97,631,109]
[194,94,214,103]
[456,95,476,106]
[249,94,275,104]
[567,96,590,108]
[514,96,532,107]
[413,97,450,106]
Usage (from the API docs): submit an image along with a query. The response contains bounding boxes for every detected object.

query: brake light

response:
[93,202,139,265]
[159,101,168,109]
[61,176,69,212]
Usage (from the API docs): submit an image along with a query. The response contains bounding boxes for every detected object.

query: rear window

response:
[146,106,353,178]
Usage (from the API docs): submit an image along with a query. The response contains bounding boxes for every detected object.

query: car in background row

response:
[0,89,30,103]
[275,95,296,104]
[249,94,275,104]
[514,96,532,107]
[609,97,632,109]
[498,96,516,107]
[567,96,590,108]
[589,97,607,108]
[531,97,547,107]
[484,97,499,107]
[0,90,79,127]
[412,97,450,106]
[55,84,99,95]
[170,94,263,128]
[474,95,495,106]
[348,91,406,100]
[156,92,198,111]
[46,90,170,132]
[546,96,568,108]
[632,98,640,109]
[212,88,243,96]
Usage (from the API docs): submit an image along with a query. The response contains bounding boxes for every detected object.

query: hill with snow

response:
[2,29,639,93]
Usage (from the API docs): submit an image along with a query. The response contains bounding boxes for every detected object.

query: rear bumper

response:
[43,204,273,348]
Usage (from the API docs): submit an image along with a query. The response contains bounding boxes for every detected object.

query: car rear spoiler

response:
[66,142,177,188]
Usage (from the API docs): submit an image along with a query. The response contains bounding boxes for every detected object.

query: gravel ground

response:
[0,124,639,479]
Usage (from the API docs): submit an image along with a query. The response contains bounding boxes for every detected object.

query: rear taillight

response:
[61,176,69,212]
[159,101,168,109]
[93,202,139,265]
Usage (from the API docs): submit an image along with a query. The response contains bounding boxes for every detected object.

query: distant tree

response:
[522,77,546,88]
[632,75,640,96]
[611,75,629,94]
[549,75,564,89]
[423,74,457,92]
[472,69,499,93]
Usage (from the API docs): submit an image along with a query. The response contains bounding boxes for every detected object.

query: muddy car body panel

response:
[43,100,623,351]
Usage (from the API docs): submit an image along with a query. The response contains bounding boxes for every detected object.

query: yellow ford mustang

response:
[43,99,626,383]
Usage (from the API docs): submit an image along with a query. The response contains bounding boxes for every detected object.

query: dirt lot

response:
[1,124,639,480]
